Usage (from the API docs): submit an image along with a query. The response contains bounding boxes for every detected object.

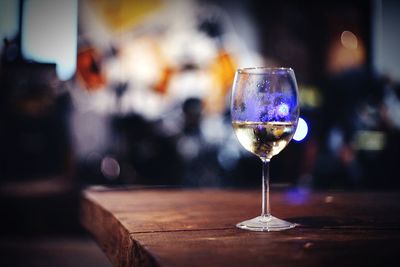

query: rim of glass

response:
[236,67,293,74]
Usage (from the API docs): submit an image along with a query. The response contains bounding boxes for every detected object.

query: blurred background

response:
[1,0,400,266]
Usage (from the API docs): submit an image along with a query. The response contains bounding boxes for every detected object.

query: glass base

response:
[236,215,296,232]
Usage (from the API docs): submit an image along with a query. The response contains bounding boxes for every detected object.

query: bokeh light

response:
[293,117,308,142]
[101,156,120,180]
[22,0,78,80]
[341,30,358,49]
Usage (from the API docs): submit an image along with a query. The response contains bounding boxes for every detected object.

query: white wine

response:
[232,121,296,160]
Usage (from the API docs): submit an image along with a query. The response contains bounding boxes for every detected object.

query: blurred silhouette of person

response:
[111,113,182,186]
[176,98,222,187]
[315,66,386,189]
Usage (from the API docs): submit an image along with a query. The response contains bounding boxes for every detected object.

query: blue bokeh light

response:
[293,117,308,142]
[277,103,289,117]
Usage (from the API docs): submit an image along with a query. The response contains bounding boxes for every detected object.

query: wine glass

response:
[231,67,299,231]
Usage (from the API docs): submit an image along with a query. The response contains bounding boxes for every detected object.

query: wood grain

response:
[80,188,400,267]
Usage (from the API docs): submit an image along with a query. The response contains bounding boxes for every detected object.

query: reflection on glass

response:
[231,67,299,231]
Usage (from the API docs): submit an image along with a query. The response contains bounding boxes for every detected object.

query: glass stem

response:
[261,158,271,218]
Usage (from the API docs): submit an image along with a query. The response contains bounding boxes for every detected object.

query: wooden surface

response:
[81,187,400,267]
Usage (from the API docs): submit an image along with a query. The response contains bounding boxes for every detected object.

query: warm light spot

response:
[341,31,358,50]
[325,196,334,203]
[304,242,314,249]
[327,31,365,74]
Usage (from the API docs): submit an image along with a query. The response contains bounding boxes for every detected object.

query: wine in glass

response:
[231,67,299,231]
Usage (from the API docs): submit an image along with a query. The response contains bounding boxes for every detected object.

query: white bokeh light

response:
[22,0,77,80]
[293,117,308,142]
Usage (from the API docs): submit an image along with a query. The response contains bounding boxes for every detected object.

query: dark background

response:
[1,0,400,266]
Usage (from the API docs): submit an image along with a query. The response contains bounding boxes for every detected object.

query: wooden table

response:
[81,187,400,267]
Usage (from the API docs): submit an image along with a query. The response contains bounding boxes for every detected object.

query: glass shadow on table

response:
[286,216,367,229]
